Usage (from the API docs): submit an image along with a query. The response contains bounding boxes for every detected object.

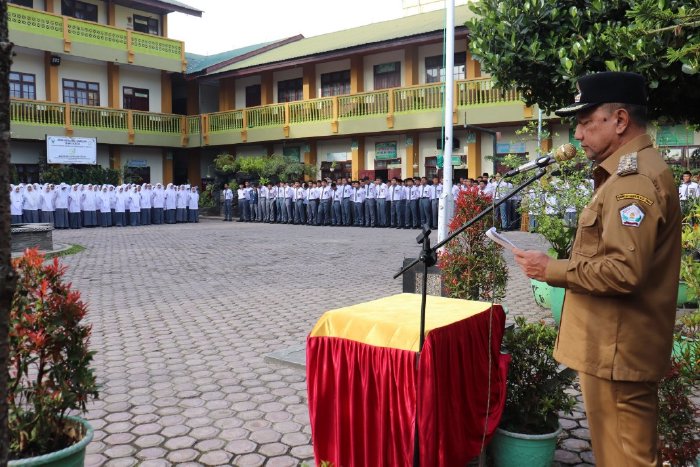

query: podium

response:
[306,293,509,467]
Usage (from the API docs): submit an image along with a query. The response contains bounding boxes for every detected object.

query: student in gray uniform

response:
[293,181,306,225]
[284,182,294,224]
[317,180,332,226]
[331,183,342,226]
[267,182,277,223]
[222,184,233,221]
[404,178,419,229]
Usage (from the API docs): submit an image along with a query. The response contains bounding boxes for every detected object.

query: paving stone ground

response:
[53,220,593,466]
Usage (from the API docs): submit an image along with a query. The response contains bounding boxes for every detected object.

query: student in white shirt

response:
[293,181,306,225]
[375,178,388,227]
[54,183,70,229]
[363,178,377,227]
[22,184,41,223]
[152,183,165,225]
[10,185,23,224]
[266,182,277,223]
[404,178,419,229]
[317,180,332,226]
[331,182,343,226]
[259,183,269,222]
[679,171,699,201]
[222,183,234,222]
[98,186,112,227]
[237,184,247,222]
[352,180,365,226]
[307,181,319,226]
[188,186,200,223]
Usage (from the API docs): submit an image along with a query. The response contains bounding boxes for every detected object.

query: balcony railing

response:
[11,79,524,146]
[8,4,186,72]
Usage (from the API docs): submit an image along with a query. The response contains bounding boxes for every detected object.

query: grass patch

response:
[45,244,86,259]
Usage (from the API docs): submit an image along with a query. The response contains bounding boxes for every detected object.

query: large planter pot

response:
[490,425,562,467]
[9,416,93,467]
[678,281,688,307]
[530,279,552,309]
[550,286,566,327]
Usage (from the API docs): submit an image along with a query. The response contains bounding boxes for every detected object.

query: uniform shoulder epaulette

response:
[617,152,638,176]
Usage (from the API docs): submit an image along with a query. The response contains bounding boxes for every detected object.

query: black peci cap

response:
[555,71,647,117]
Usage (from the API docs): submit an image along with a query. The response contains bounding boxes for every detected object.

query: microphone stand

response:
[394,168,548,467]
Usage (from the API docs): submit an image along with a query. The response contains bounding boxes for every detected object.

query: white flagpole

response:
[437,0,455,247]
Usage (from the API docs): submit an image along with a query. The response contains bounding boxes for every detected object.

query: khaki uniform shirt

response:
[545,134,681,382]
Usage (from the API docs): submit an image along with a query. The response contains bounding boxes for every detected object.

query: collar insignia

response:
[617,153,638,177]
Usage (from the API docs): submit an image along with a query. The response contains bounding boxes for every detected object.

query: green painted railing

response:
[68,20,127,50]
[11,100,65,126]
[394,83,445,113]
[8,5,62,38]
[208,110,243,133]
[133,111,181,134]
[71,105,127,129]
[458,78,521,105]
[187,116,201,135]
[338,91,389,119]
[8,4,184,64]
[289,98,334,124]
[247,104,286,128]
[11,78,524,145]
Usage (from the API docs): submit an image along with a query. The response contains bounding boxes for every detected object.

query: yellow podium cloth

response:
[309,293,494,352]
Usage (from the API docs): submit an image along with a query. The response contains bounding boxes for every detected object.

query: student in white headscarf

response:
[113,185,126,226]
[98,185,112,227]
[164,183,177,224]
[108,185,117,225]
[128,186,141,226]
[140,183,153,226]
[152,183,165,224]
[54,183,69,229]
[81,184,97,227]
[40,184,56,224]
[10,184,23,224]
[176,185,188,223]
[22,184,41,223]
[68,184,82,229]
[188,186,199,223]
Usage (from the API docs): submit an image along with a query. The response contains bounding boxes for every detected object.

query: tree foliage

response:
[468,0,700,124]
[213,153,317,185]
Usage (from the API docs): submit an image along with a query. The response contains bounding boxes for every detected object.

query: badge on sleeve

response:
[620,204,645,227]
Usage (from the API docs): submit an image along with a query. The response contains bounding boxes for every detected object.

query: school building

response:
[8,1,700,185]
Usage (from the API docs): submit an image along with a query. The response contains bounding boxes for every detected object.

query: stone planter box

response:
[10,223,54,253]
[401,258,446,297]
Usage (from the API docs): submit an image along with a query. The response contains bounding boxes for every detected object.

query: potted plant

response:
[658,314,699,466]
[680,199,700,308]
[489,317,576,466]
[516,157,592,325]
[438,190,508,302]
[9,248,98,466]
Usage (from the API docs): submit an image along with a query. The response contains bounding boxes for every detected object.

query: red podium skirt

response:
[307,293,509,467]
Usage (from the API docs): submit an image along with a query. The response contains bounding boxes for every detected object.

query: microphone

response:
[503,144,577,178]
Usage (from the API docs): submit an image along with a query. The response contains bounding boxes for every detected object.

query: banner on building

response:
[375,141,398,160]
[46,136,97,165]
[657,125,694,146]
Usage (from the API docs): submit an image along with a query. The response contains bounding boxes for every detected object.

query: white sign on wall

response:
[46,136,97,165]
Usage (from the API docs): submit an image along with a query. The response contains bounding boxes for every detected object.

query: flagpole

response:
[437,0,455,247]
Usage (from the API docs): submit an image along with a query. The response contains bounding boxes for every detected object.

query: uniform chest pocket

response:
[574,207,600,257]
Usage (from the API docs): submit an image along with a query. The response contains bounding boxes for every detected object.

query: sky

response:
[168,0,406,56]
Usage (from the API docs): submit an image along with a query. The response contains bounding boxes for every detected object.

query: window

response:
[133,14,159,35]
[373,62,401,90]
[425,52,466,83]
[10,0,34,8]
[123,87,149,111]
[63,79,100,106]
[277,78,303,103]
[245,85,261,107]
[10,72,36,99]
[321,70,350,97]
[61,0,98,21]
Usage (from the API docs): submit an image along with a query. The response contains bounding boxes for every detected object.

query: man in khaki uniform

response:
[513,72,681,466]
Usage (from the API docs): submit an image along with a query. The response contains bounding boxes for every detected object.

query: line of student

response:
[222,174,507,228]
[10,182,200,228]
